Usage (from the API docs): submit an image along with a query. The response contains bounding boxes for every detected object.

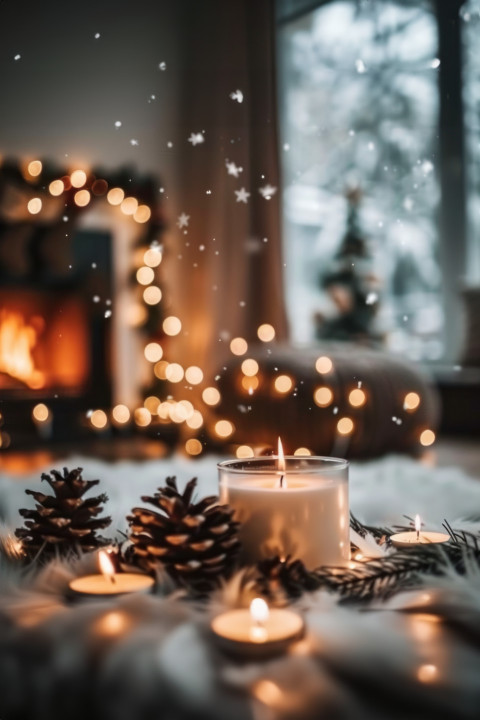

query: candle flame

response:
[250,597,269,642]
[99,551,116,583]
[250,597,269,624]
[277,437,286,472]
[276,437,286,488]
[415,514,421,535]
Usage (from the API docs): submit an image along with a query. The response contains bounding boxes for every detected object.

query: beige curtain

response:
[167,0,288,378]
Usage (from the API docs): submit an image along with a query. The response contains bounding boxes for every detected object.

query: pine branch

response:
[312,546,446,603]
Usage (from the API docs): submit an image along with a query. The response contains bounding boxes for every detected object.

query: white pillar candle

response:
[218,451,349,569]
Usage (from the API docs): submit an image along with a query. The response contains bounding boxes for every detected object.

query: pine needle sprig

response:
[442,520,480,552]
[349,513,390,541]
[312,546,448,603]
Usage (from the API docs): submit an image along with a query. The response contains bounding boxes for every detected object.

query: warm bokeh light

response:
[253,679,284,707]
[90,409,108,429]
[94,611,130,637]
[185,366,204,384]
[315,356,333,374]
[107,187,125,206]
[230,337,248,355]
[27,198,42,214]
[417,664,438,683]
[154,360,168,379]
[348,388,366,407]
[169,403,188,423]
[112,404,130,424]
[257,323,275,342]
[215,419,234,437]
[32,403,49,422]
[178,400,194,419]
[143,286,162,305]
[133,205,151,223]
[70,170,87,188]
[314,386,333,407]
[144,248,163,267]
[202,387,221,405]
[185,438,203,456]
[126,303,148,327]
[274,375,293,393]
[27,160,42,177]
[165,363,184,382]
[294,447,312,456]
[241,358,259,377]
[136,266,155,285]
[120,197,138,215]
[48,179,64,196]
[337,417,354,435]
[404,392,421,411]
[144,342,163,362]
[186,410,203,429]
[163,316,182,336]
[420,429,435,447]
[241,375,259,392]
[144,396,160,414]
[74,189,90,207]
[236,445,254,458]
[134,408,151,426]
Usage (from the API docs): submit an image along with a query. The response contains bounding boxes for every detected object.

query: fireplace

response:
[0,228,113,448]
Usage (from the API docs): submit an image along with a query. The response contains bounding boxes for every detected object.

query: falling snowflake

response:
[104,310,112,318]
[225,160,243,177]
[130,138,139,146]
[365,292,378,305]
[430,58,440,69]
[283,143,290,151]
[355,59,366,73]
[159,61,167,71]
[230,89,243,103]
[114,120,122,128]
[93,295,100,303]
[94,32,101,39]
[14,54,21,61]
[188,132,204,146]
[177,213,190,229]
[235,188,250,203]
[259,184,277,200]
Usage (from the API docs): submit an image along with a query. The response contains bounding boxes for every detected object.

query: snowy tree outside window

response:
[278,0,445,361]
[462,0,480,282]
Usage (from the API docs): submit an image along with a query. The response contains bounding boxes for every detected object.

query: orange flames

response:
[0,310,45,389]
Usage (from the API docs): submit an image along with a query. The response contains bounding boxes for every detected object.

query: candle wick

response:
[280,474,284,488]
[416,529,420,542]
[110,574,116,585]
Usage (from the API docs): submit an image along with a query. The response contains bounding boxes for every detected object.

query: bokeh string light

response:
[18,159,438,455]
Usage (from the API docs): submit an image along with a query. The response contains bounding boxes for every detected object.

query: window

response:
[277,0,471,362]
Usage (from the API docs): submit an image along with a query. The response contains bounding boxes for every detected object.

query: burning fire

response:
[0,310,45,389]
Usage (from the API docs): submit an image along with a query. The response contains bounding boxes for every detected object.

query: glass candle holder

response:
[218,456,349,570]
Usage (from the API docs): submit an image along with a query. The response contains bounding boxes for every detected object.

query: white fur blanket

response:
[1,454,480,720]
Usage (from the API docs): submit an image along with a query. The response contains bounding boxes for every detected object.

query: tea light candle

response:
[69,551,154,598]
[218,440,349,569]
[390,515,449,549]
[210,597,304,657]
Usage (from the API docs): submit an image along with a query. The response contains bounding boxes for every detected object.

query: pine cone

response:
[127,476,241,593]
[256,555,321,600]
[15,467,112,561]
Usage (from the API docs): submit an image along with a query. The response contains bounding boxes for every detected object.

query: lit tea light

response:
[69,551,154,598]
[390,515,449,548]
[210,597,304,657]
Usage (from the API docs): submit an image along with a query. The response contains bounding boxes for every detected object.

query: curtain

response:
[166,0,288,379]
